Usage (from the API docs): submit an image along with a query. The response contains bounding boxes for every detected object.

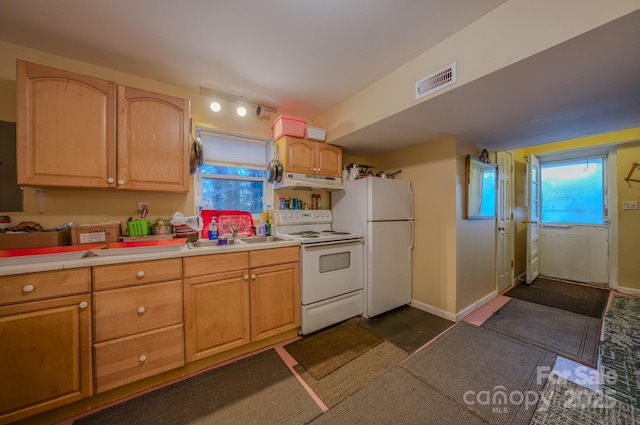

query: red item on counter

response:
[199,210,255,239]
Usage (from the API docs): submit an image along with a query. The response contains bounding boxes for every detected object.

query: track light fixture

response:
[199,87,277,118]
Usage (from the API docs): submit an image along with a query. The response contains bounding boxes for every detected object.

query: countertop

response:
[0,238,300,276]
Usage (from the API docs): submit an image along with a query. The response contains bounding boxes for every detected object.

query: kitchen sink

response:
[237,236,288,244]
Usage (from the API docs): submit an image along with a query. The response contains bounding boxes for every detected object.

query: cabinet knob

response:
[118,179,125,185]
[138,307,146,314]
[244,274,249,280]
[107,177,115,184]
[79,301,88,309]
[22,285,35,293]
[137,271,145,278]
[139,355,147,362]
[251,274,257,280]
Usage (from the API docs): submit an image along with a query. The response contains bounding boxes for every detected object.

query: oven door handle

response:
[301,239,363,249]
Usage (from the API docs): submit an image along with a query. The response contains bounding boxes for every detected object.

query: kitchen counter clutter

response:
[0,237,300,424]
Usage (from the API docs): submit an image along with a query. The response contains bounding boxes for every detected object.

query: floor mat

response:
[504,277,610,318]
[284,317,382,380]
[313,322,556,425]
[74,349,321,425]
[481,298,602,368]
[294,340,408,407]
[357,305,454,353]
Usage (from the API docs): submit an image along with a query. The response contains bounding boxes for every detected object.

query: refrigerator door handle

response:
[409,191,414,220]
[409,221,414,261]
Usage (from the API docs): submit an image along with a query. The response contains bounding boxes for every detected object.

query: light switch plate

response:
[622,201,638,210]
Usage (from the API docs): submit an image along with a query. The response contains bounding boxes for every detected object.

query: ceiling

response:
[0,1,638,155]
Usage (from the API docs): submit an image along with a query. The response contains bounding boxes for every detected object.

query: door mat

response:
[357,304,454,353]
[284,317,382,380]
[505,277,610,318]
[73,349,321,425]
[312,322,556,425]
[294,340,407,407]
[482,299,602,368]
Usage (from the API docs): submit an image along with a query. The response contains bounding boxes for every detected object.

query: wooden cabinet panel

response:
[250,262,299,341]
[94,324,184,393]
[117,86,190,192]
[16,60,117,189]
[184,271,250,362]
[249,246,299,268]
[0,268,90,305]
[93,258,182,290]
[0,294,92,424]
[275,136,342,177]
[183,252,249,278]
[93,280,183,343]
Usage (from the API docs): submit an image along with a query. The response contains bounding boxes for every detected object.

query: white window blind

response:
[197,128,268,167]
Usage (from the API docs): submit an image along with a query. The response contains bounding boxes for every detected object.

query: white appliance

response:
[275,210,363,334]
[331,177,414,318]
[273,172,344,191]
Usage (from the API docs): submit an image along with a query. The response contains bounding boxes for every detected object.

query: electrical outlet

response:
[137,201,150,213]
[622,201,638,210]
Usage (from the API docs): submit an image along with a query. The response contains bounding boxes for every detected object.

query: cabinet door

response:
[117,86,190,192]
[184,270,250,362]
[250,262,299,341]
[16,61,117,189]
[0,294,92,424]
[278,137,316,174]
[316,143,342,177]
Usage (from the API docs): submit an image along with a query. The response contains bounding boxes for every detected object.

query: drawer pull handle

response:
[22,285,35,293]
[137,271,145,278]
[107,177,115,184]
[251,274,257,280]
[244,274,249,280]
[79,301,88,309]
[118,179,125,185]
[139,355,147,362]
[138,307,146,314]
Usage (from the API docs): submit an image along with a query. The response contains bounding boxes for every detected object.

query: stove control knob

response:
[314,212,319,217]
[287,212,292,218]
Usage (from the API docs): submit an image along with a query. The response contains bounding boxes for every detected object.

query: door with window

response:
[536,154,609,284]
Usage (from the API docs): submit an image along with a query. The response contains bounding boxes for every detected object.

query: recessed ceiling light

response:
[210,101,221,112]
[237,106,247,117]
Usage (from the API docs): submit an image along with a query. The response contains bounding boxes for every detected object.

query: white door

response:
[497,152,514,292]
[366,220,412,317]
[526,154,540,284]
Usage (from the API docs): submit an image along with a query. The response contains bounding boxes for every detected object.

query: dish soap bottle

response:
[208,219,218,241]
[265,205,272,236]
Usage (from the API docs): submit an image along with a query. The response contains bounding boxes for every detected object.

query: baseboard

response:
[409,300,456,322]
[615,286,640,297]
[455,290,498,322]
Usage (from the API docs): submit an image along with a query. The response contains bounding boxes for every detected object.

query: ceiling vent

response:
[415,62,456,100]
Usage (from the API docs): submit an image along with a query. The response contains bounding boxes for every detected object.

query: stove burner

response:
[321,230,336,233]
[332,232,351,235]
[301,235,319,238]
[290,231,320,235]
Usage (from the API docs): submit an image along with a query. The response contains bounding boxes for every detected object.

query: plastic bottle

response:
[208,219,218,241]
[265,205,272,236]
[316,194,322,209]
[311,194,317,210]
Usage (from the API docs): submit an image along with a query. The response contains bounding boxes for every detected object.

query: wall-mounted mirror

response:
[466,155,497,219]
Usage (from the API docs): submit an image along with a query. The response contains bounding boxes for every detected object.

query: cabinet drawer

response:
[183,251,248,278]
[249,246,299,268]
[94,324,184,393]
[94,280,183,343]
[93,258,182,290]
[0,268,91,305]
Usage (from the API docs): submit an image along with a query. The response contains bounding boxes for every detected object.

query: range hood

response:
[273,172,344,191]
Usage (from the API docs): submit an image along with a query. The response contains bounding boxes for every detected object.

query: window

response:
[196,128,270,216]
[540,156,605,224]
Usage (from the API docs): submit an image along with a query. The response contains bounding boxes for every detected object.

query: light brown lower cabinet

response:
[0,294,92,425]
[183,247,300,363]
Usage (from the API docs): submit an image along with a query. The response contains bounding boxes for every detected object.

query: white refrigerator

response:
[331,177,414,318]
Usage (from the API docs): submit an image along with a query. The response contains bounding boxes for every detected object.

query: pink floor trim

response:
[462,294,511,326]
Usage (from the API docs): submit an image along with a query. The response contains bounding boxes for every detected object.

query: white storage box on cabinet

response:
[305,126,326,142]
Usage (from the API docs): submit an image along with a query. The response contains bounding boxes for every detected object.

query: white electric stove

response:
[275,210,364,334]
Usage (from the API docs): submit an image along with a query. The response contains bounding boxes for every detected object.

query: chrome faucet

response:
[228,224,237,238]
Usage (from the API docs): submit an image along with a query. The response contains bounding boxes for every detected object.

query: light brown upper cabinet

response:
[275,136,342,178]
[16,61,190,192]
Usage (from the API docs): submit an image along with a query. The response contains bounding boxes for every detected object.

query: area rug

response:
[505,277,610,318]
[481,299,601,368]
[74,349,321,425]
[294,340,408,407]
[357,304,454,353]
[284,317,382,380]
[530,372,637,425]
[400,322,557,425]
